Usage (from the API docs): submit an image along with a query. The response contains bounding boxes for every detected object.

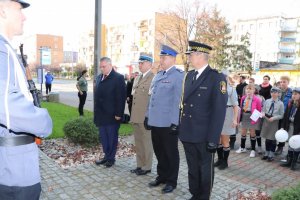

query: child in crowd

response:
[260,87,284,161]
[236,84,262,157]
[214,71,239,170]
[281,88,300,170]
[254,85,265,154]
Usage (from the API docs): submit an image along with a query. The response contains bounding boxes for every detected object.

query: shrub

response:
[63,117,99,147]
[272,183,300,200]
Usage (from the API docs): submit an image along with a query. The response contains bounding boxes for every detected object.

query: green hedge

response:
[63,117,99,147]
[272,183,300,200]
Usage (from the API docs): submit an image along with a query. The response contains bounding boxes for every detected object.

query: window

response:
[250,24,253,30]
[259,23,263,28]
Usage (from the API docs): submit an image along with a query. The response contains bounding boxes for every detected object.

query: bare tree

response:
[159,0,202,71]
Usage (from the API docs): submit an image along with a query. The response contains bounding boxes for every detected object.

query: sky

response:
[17,0,300,50]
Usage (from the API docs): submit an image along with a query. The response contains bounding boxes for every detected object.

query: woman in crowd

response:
[236,84,262,158]
[281,87,300,170]
[259,75,272,100]
[214,71,239,170]
[76,69,88,116]
[260,87,284,161]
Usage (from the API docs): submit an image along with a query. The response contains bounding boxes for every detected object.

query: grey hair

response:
[100,57,112,64]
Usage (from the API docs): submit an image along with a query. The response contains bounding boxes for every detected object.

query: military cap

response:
[138,54,153,63]
[293,87,300,93]
[159,45,178,57]
[185,41,212,54]
[270,87,281,93]
[11,0,30,8]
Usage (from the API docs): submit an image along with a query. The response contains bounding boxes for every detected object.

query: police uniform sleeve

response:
[0,81,52,137]
[208,73,228,144]
[171,71,184,125]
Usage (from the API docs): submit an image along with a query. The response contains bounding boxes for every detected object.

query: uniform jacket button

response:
[189,115,192,118]
[190,104,193,107]
[183,113,185,116]
[198,94,201,96]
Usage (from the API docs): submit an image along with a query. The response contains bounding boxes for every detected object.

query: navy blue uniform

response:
[179,66,227,199]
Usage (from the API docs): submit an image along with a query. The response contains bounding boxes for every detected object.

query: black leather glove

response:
[206,142,218,153]
[170,124,179,135]
[144,117,152,130]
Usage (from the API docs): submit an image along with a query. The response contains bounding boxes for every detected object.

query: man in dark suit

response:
[179,41,227,200]
[94,57,126,168]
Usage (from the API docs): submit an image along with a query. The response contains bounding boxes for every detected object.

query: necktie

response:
[102,74,107,81]
[243,98,250,112]
[163,71,166,75]
[268,101,275,116]
[192,71,198,84]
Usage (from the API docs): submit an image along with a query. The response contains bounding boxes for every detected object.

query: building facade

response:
[106,12,186,74]
[231,15,300,69]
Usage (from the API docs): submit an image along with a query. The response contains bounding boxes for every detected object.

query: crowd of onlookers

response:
[229,74,299,171]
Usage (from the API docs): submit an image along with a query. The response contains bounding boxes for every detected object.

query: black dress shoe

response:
[136,169,151,175]
[162,185,176,193]
[148,179,165,187]
[95,159,107,165]
[130,167,141,173]
[261,156,268,160]
[105,161,114,168]
[267,157,274,162]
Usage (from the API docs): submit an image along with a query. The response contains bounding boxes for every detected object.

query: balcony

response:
[279,48,295,53]
[280,26,297,32]
[280,37,296,42]
[279,58,294,64]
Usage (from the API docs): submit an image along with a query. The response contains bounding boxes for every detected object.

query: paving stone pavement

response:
[39,139,300,200]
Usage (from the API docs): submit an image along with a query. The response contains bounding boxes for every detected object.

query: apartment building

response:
[231,15,300,85]
[78,25,107,70]
[106,12,186,74]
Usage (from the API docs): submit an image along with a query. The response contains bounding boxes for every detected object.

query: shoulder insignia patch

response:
[220,81,227,94]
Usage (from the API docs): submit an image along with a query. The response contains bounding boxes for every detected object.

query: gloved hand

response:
[144,117,152,130]
[170,124,179,135]
[206,142,218,153]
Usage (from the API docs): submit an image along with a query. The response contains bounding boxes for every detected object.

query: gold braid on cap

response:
[190,46,210,54]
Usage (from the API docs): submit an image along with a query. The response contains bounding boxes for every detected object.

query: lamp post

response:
[94,0,102,113]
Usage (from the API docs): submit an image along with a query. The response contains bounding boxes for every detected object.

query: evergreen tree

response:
[195,6,232,70]
[229,33,253,75]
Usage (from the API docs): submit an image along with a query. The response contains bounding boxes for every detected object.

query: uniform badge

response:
[220,81,227,94]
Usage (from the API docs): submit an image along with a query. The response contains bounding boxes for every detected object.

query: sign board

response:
[37,67,43,84]
[42,49,51,65]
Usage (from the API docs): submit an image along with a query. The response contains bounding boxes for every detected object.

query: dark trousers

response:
[265,139,277,152]
[45,83,52,94]
[182,142,214,200]
[99,123,120,162]
[151,127,179,187]
[78,91,87,116]
[0,183,41,200]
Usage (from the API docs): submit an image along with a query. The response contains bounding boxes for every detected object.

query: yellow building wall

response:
[256,70,300,86]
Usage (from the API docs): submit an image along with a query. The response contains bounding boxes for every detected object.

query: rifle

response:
[19,44,42,144]
[19,44,41,108]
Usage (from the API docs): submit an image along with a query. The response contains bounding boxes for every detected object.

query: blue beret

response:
[159,45,178,57]
[185,41,212,54]
[293,87,300,93]
[138,55,153,63]
[13,0,30,8]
